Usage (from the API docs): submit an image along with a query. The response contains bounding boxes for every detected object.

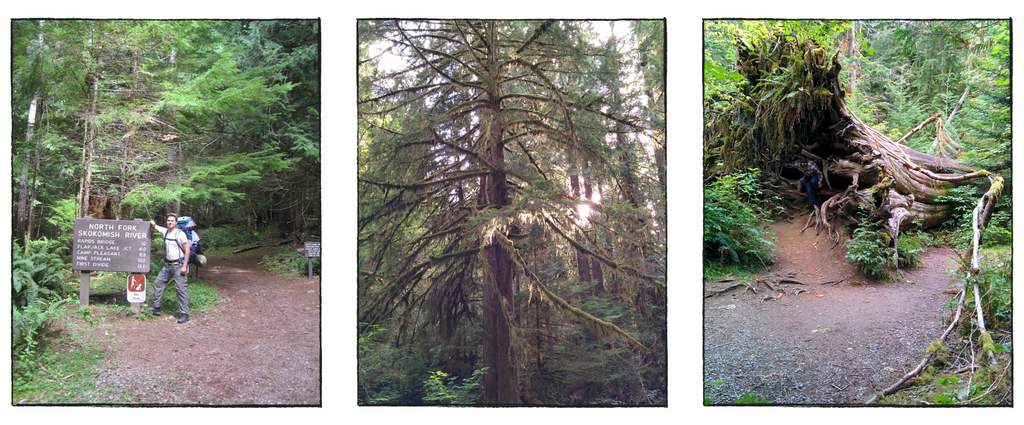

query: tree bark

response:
[584,179,604,295]
[945,86,970,127]
[118,47,142,220]
[25,99,44,254]
[17,21,44,244]
[80,73,99,218]
[481,24,519,404]
[570,174,593,285]
[18,95,39,245]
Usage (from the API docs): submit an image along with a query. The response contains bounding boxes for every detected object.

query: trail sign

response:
[303,241,320,279]
[127,274,146,304]
[304,242,321,258]
[72,218,151,273]
[73,218,151,307]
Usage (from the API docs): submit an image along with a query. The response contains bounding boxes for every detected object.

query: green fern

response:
[12,239,71,358]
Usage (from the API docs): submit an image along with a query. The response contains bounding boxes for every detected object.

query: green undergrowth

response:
[261,245,321,277]
[878,359,1012,405]
[704,381,772,405]
[12,300,110,404]
[12,327,108,404]
[704,168,779,275]
[84,271,221,316]
[844,226,934,281]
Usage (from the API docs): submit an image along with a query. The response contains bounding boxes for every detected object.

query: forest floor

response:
[703,214,962,405]
[40,248,321,405]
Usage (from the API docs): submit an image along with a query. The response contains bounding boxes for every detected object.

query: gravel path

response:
[703,219,959,405]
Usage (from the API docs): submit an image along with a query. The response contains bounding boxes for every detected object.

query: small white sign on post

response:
[127,274,147,307]
[304,241,320,279]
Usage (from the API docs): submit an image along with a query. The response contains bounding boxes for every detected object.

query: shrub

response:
[358,323,412,405]
[12,238,69,308]
[422,367,488,404]
[845,226,899,281]
[200,225,257,251]
[703,168,776,270]
[896,230,932,268]
[845,226,931,281]
[953,249,1012,330]
[262,249,320,276]
[12,297,72,359]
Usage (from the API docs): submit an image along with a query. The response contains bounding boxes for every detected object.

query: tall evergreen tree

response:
[358,19,666,405]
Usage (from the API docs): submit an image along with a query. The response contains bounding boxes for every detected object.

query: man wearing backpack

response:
[149,213,191,324]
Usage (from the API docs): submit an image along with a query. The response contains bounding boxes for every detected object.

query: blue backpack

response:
[176,216,203,265]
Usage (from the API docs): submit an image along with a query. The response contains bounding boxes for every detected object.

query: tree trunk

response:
[570,174,592,285]
[481,25,519,404]
[24,98,45,254]
[118,47,142,220]
[945,86,970,127]
[80,73,99,218]
[583,179,604,295]
[18,95,39,244]
[17,22,44,244]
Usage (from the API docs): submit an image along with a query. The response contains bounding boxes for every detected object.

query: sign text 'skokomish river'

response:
[72,219,151,273]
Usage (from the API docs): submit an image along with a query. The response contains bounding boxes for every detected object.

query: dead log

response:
[706,33,988,245]
[895,112,941,145]
[704,282,746,298]
[231,239,290,254]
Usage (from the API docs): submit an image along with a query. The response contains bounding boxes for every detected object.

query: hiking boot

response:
[177,314,189,324]
[150,308,162,316]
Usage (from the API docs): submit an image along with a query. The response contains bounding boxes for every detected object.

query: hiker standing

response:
[800,161,824,210]
[149,213,191,324]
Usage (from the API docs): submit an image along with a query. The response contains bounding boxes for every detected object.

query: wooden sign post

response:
[72,218,151,307]
[304,241,320,279]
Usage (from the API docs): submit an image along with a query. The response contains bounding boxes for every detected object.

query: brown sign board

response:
[72,218,151,273]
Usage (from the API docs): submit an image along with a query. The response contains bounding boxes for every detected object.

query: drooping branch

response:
[358,170,491,191]
[493,231,648,351]
[357,82,446,105]
[541,211,665,292]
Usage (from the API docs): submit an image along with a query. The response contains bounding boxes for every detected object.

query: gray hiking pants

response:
[152,260,189,315]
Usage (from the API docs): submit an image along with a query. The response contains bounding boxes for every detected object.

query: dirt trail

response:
[56,249,321,405]
[703,218,960,404]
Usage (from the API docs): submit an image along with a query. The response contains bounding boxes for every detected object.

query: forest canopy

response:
[11,19,321,248]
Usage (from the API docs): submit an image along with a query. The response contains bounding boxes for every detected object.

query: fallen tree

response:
[704,34,1000,252]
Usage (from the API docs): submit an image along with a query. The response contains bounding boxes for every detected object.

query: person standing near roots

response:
[149,213,191,324]
[800,161,824,210]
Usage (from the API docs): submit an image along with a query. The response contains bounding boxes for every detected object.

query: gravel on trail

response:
[703,219,960,405]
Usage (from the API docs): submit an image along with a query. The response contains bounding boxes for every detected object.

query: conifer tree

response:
[358,19,666,404]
